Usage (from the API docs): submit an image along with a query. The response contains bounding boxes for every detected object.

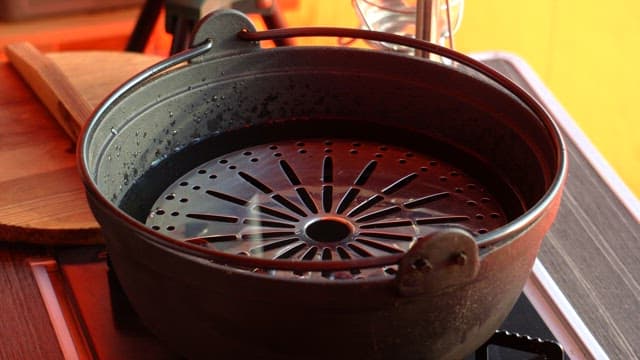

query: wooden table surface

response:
[0,54,639,359]
[0,62,66,359]
[0,48,161,246]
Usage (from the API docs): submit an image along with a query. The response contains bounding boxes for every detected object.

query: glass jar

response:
[353,0,464,52]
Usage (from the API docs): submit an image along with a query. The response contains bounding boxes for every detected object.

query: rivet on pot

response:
[411,257,432,271]
[454,251,468,266]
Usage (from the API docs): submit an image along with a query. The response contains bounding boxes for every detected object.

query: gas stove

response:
[27,52,616,360]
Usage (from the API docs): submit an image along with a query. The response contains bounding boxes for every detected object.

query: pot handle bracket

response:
[396,228,480,297]
[84,10,257,120]
[189,9,260,63]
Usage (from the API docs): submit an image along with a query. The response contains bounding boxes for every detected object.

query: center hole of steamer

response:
[305,217,353,243]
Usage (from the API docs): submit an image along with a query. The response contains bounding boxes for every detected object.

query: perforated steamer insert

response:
[146,137,507,278]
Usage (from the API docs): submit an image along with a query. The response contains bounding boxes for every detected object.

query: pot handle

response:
[185,10,542,136]
[184,11,547,142]
[396,228,480,297]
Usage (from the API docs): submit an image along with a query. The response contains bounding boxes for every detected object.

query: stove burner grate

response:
[475,329,565,359]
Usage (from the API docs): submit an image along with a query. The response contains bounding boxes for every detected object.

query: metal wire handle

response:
[83,24,563,273]
[86,39,214,146]
[152,27,557,271]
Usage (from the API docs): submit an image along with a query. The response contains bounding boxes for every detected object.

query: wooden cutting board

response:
[1,44,161,245]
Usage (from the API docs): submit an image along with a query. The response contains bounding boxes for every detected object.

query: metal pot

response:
[78,10,566,360]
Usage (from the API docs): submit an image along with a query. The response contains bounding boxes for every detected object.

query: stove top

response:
[30,246,566,359]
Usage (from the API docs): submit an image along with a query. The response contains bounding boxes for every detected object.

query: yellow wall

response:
[283,1,639,197]
[455,1,640,197]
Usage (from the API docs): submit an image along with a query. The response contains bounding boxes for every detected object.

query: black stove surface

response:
[469,296,565,359]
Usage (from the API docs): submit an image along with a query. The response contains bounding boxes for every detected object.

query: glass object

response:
[353,0,464,52]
